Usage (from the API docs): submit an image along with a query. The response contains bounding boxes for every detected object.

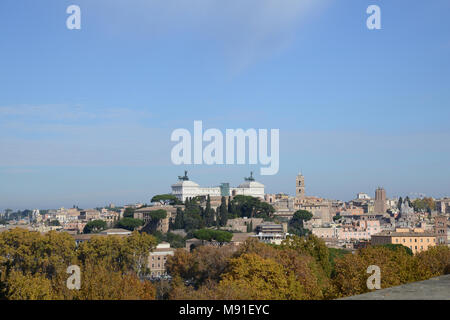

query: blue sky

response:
[1,0,450,210]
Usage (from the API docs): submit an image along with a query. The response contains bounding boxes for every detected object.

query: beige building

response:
[225,217,263,232]
[371,228,437,254]
[79,209,101,221]
[134,205,179,233]
[148,242,175,277]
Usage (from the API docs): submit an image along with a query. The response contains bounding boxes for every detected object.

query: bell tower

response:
[296,173,305,198]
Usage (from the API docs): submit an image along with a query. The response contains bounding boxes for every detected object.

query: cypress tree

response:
[397,197,403,210]
[219,196,228,227]
[173,207,184,230]
[205,195,214,226]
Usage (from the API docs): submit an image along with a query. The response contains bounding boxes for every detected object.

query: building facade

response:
[371,228,436,254]
[171,171,264,202]
[148,242,175,277]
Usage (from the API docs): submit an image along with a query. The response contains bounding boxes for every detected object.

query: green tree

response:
[123,207,135,218]
[397,197,403,210]
[193,229,233,243]
[204,195,215,227]
[232,195,275,219]
[288,210,313,236]
[172,207,185,230]
[83,220,107,233]
[182,197,205,232]
[48,220,61,226]
[219,196,228,227]
[377,243,413,256]
[332,215,342,222]
[412,197,435,213]
[115,218,144,231]
[151,194,182,205]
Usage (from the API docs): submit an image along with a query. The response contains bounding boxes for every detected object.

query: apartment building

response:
[371,228,436,254]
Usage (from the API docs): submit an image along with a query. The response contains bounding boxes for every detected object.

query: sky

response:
[1,0,450,210]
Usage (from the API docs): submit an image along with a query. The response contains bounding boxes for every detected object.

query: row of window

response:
[395,238,434,244]
[151,255,167,261]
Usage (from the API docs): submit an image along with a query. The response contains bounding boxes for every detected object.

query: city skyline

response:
[0,168,445,211]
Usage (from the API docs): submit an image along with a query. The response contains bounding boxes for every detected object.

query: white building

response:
[357,192,371,200]
[171,171,264,202]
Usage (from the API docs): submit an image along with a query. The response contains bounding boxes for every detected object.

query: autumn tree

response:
[4,270,54,300]
[237,238,332,299]
[332,245,418,298]
[216,253,305,300]
[281,235,332,277]
[73,260,155,300]
[414,246,450,280]
[166,246,236,288]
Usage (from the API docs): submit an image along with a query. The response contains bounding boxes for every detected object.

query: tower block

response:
[296,173,305,199]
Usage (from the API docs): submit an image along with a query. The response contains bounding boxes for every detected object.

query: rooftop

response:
[372,230,436,237]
